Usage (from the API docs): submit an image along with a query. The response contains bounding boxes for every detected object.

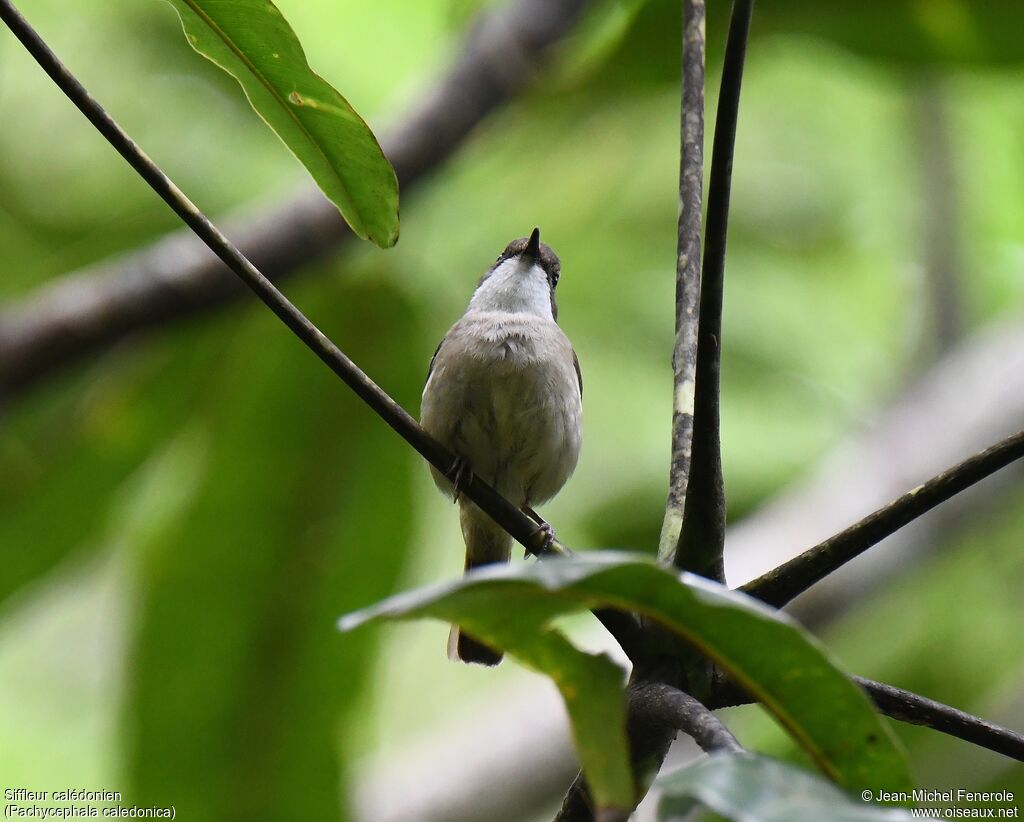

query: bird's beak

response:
[525,227,541,261]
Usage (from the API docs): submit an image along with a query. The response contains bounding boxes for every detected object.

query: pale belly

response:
[421,318,582,506]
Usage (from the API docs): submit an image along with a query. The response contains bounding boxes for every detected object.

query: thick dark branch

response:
[740,430,1024,608]
[708,675,1024,762]
[854,677,1024,763]
[674,0,753,581]
[0,0,594,397]
[0,0,645,662]
[589,605,645,664]
[659,0,705,562]
[632,682,742,755]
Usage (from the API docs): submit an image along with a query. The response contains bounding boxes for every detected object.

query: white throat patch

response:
[468,258,553,319]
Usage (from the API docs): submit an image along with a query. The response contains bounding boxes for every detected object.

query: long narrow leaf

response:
[167,0,399,247]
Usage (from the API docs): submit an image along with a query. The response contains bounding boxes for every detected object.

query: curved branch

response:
[0,0,595,397]
[659,0,705,562]
[740,430,1024,608]
[632,682,742,755]
[674,0,754,581]
[555,679,743,822]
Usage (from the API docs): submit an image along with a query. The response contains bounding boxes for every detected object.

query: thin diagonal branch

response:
[673,0,753,581]
[853,677,1024,762]
[0,0,595,398]
[658,0,705,563]
[740,430,1024,609]
[0,0,644,663]
[708,675,1024,762]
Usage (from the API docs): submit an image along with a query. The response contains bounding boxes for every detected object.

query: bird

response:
[420,228,583,666]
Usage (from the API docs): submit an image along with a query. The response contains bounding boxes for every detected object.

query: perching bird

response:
[420,228,583,666]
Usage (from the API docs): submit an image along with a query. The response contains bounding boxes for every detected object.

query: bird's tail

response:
[447,502,512,666]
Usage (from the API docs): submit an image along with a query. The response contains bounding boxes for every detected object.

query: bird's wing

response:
[426,337,444,386]
[572,348,583,399]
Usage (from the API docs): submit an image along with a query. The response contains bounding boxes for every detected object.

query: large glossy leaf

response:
[166,0,399,247]
[341,553,913,798]
[657,753,935,822]
[124,278,420,821]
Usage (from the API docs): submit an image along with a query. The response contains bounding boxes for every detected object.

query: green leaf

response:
[657,753,935,821]
[166,0,399,247]
[494,626,635,814]
[340,553,913,798]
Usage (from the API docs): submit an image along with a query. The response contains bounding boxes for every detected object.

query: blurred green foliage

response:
[1,0,1022,820]
[122,279,418,819]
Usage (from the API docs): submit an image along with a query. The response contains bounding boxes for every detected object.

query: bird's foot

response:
[445,455,472,503]
[522,504,545,526]
[523,508,556,558]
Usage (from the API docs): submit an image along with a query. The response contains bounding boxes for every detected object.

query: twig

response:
[0,0,644,662]
[740,430,1024,608]
[658,0,705,563]
[708,675,1024,762]
[0,0,595,397]
[674,0,753,581]
[853,677,1024,763]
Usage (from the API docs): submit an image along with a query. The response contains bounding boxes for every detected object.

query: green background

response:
[1,0,1022,819]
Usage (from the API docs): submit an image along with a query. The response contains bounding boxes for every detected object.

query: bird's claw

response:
[522,505,545,526]
[445,455,472,503]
